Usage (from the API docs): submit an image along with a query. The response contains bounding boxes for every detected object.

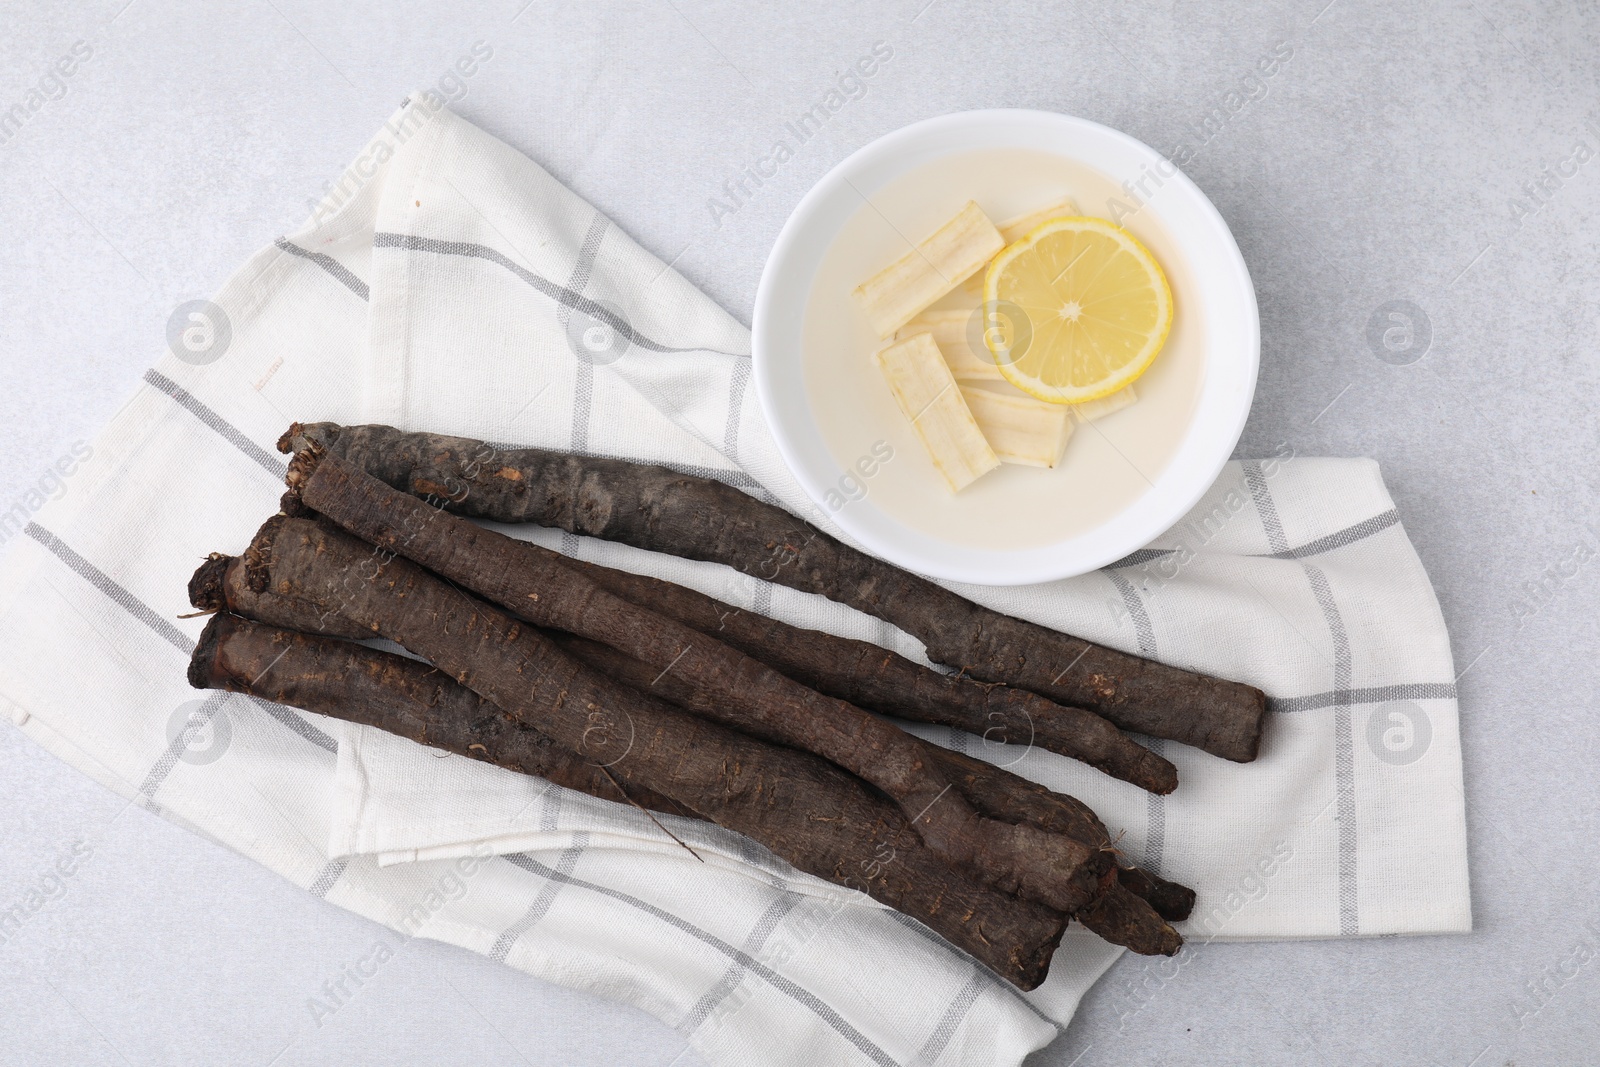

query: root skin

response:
[189,611,683,813]
[560,557,1176,794]
[230,517,1074,987]
[559,632,1185,957]
[294,451,1117,916]
[279,421,1266,761]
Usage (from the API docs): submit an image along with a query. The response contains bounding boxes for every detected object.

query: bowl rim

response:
[751,108,1260,586]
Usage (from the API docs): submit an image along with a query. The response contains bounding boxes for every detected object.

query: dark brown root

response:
[279,421,1267,761]
[226,517,1075,987]
[293,452,1118,916]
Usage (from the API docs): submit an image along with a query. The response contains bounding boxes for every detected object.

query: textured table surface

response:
[3,1,1598,1064]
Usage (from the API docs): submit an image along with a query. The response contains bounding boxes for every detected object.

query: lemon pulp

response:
[981,217,1173,404]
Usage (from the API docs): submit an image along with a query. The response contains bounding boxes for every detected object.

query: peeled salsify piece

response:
[998,195,1084,243]
[1071,383,1139,423]
[964,195,1084,294]
[895,310,1001,381]
[960,385,1073,469]
[852,201,1004,337]
[874,332,999,492]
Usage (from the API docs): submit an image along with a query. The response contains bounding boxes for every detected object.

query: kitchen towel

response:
[0,95,1469,1067]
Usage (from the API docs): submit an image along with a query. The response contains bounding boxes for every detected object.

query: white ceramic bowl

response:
[752,109,1259,585]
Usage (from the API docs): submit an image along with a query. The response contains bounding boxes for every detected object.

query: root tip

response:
[276,421,341,456]
[274,422,304,455]
[279,488,314,518]
[284,441,325,494]
[187,612,235,690]
[187,554,235,612]
[241,514,288,595]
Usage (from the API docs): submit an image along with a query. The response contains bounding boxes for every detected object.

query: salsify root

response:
[551,630,1185,956]
[187,612,1072,987]
[559,556,1176,794]
[242,513,1116,915]
[188,609,686,814]
[190,550,1189,956]
[290,451,1123,916]
[1075,873,1186,956]
[912,741,1193,927]
[189,552,369,640]
[201,510,1174,795]
[278,422,1267,762]
[1114,865,1197,924]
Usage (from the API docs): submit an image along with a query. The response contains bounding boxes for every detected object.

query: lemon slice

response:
[981,217,1173,404]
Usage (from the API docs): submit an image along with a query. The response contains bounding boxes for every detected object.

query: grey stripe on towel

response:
[563,214,610,457]
[142,369,288,478]
[489,834,590,962]
[912,966,987,1066]
[26,522,193,655]
[503,852,900,1067]
[681,892,801,1031]
[1244,461,1360,936]
[373,232,742,357]
[274,237,371,301]
[1106,507,1402,571]
[24,522,338,765]
[1270,682,1457,714]
[309,856,351,898]
[1257,509,1400,561]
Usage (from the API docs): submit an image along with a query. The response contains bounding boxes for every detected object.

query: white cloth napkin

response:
[0,94,1470,1067]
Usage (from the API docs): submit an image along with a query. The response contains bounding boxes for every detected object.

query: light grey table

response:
[3,1,1596,1063]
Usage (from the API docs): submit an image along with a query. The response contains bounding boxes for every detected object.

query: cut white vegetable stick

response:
[853,202,1004,337]
[998,195,1083,243]
[1071,384,1139,422]
[875,333,1000,491]
[963,195,1085,294]
[895,310,1002,381]
[959,386,1073,469]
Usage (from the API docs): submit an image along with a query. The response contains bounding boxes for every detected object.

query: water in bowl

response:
[802,147,1205,551]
